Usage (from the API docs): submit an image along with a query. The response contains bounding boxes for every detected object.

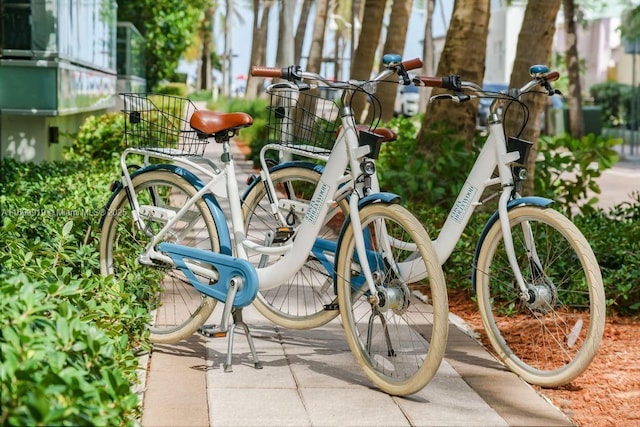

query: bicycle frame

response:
[118,104,386,299]
[430,117,538,298]
[265,113,540,297]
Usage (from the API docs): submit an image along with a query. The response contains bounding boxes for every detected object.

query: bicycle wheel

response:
[336,203,448,396]
[474,205,605,387]
[242,165,347,329]
[100,169,220,344]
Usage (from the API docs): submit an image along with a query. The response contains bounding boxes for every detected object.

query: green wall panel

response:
[0,64,57,111]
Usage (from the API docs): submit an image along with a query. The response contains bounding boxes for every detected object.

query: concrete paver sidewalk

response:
[141,304,573,427]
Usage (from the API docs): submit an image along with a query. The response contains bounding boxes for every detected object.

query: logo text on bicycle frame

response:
[305,181,330,225]
[450,182,478,224]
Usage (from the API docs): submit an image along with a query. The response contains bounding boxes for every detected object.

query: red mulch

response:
[448,288,640,427]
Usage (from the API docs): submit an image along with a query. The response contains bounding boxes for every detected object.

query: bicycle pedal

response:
[323,303,339,311]
[272,226,294,243]
[198,326,227,338]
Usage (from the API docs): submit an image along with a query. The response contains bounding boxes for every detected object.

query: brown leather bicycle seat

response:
[337,125,397,142]
[190,110,253,136]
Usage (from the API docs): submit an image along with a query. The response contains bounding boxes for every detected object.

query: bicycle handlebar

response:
[250,57,424,89]
[413,69,560,99]
[400,57,424,71]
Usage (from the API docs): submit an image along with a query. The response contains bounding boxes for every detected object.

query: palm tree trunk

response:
[276,0,295,67]
[416,0,490,155]
[197,5,215,91]
[419,0,436,113]
[562,0,584,138]
[294,0,314,65]
[307,0,329,73]
[349,0,385,122]
[246,0,273,99]
[369,0,414,124]
[505,0,562,195]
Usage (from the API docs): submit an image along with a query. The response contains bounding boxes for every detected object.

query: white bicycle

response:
[242,57,425,330]
[99,55,449,396]
[410,65,606,387]
[259,64,607,387]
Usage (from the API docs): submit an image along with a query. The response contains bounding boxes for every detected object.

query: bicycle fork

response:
[497,191,545,304]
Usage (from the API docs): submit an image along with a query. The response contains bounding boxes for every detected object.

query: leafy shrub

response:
[574,198,640,314]
[64,113,125,161]
[0,273,140,426]
[1,158,157,425]
[376,117,480,209]
[188,89,214,101]
[154,82,187,97]
[535,133,621,216]
[589,82,635,127]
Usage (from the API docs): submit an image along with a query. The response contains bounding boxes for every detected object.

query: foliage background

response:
[118,0,208,90]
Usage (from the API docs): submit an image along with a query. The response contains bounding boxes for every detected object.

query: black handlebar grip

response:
[442,75,462,91]
[414,75,462,91]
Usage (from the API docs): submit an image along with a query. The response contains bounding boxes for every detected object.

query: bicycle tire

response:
[336,203,448,396]
[242,165,348,329]
[474,205,605,387]
[100,169,220,343]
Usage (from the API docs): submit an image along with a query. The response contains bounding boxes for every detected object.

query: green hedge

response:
[1,156,155,426]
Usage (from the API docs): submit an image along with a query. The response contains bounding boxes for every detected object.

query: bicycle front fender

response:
[100,164,233,255]
[336,192,402,242]
[471,196,554,292]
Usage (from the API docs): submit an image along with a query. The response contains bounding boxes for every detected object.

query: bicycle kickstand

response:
[198,279,263,372]
[225,308,263,372]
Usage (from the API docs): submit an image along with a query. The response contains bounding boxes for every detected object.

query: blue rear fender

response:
[471,196,554,292]
[101,164,232,255]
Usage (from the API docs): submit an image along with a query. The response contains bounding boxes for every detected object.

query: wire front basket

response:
[121,93,207,156]
[266,86,340,155]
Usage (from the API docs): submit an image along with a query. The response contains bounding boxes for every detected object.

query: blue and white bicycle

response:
[99,55,449,396]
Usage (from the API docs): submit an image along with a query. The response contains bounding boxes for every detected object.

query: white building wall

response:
[2,112,103,162]
[485,4,625,95]
[485,4,525,85]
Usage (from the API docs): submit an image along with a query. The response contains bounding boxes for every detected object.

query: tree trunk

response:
[294,0,314,65]
[349,0,386,122]
[562,0,584,138]
[246,0,273,99]
[505,0,562,195]
[197,5,215,91]
[368,0,414,124]
[419,0,436,113]
[416,0,490,155]
[276,0,295,67]
[307,0,329,73]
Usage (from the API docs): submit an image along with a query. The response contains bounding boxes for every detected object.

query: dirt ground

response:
[448,289,640,427]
